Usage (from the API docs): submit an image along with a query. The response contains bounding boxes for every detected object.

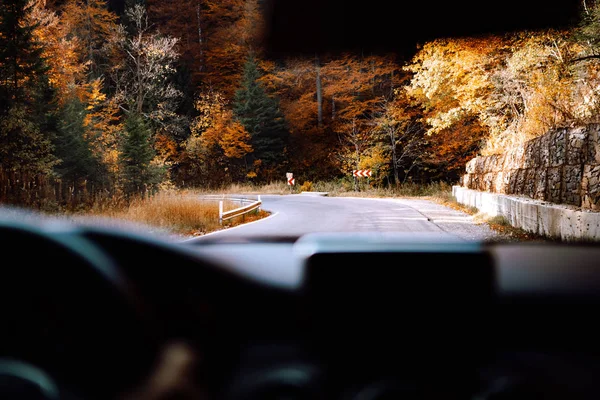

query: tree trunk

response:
[353,120,360,192]
[196,2,204,72]
[390,126,399,185]
[136,44,143,114]
[316,55,323,128]
[331,95,336,119]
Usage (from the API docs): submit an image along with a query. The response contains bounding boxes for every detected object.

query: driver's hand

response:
[121,341,206,400]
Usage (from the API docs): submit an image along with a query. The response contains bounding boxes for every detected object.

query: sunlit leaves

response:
[404,36,506,137]
[405,31,578,157]
[109,4,181,124]
[190,90,227,136]
[28,0,85,105]
[61,0,117,78]
[82,77,122,175]
[202,109,252,159]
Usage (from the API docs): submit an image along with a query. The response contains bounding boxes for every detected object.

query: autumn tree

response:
[47,0,126,188]
[404,32,579,162]
[109,4,183,139]
[319,53,400,178]
[404,37,503,136]
[257,57,339,180]
[0,0,57,174]
[146,0,204,86]
[173,90,227,187]
[82,77,123,178]
[256,53,401,182]
[200,0,265,100]
[403,36,506,173]
[193,109,252,180]
[28,0,86,106]
[178,90,253,185]
[61,0,118,79]
[486,31,577,154]
[233,54,289,180]
[569,0,600,125]
[371,93,425,185]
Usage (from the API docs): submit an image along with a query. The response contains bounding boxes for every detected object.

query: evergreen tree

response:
[0,0,56,174]
[119,113,164,196]
[54,97,104,186]
[233,54,289,170]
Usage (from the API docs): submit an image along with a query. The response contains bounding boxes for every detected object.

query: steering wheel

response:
[0,213,163,399]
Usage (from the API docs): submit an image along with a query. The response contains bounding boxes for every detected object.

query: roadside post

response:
[352,169,373,191]
[219,200,223,224]
[286,172,294,192]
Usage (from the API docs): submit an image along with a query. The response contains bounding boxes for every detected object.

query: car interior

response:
[2,1,600,400]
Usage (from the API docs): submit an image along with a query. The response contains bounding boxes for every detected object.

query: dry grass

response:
[193,181,291,195]
[64,189,268,239]
[311,180,455,198]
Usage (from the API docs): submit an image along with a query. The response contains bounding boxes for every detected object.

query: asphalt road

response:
[187,193,506,242]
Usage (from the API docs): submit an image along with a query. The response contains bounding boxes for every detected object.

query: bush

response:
[299,180,313,192]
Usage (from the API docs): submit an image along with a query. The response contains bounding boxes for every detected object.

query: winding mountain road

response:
[186,193,506,242]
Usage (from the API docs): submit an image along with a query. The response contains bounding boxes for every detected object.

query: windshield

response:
[0,0,596,244]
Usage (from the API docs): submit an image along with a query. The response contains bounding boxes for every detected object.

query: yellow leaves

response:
[404,30,577,157]
[404,27,588,160]
[190,91,227,136]
[83,78,106,109]
[425,107,467,135]
[154,133,178,165]
[218,119,252,159]
[405,37,499,120]
[103,148,121,175]
[200,109,252,159]
[62,0,118,39]
[27,0,86,105]
[187,103,253,161]
[80,81,122,174]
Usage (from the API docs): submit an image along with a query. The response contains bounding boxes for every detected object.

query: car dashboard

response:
[1,214,600,400]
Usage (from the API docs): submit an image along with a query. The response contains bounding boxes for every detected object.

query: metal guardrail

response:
[219,195,262,224]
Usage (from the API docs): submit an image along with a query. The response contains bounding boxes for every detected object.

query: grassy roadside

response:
[61,190,270,239]
[31,180,545,241]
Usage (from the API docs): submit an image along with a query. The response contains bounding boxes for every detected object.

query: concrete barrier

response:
[452,186,600,241]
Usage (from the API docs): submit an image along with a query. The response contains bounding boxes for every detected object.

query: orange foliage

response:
[82,78,122,174]
[147,0,204,85]
[28,0,86,105]
[60,0,118,76]
[422,117,487,179]
[200,0,264,100]
[154,133,179,165]
[201,109,252,159]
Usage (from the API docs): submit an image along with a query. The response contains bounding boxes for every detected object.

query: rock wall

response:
[461,124,600,211]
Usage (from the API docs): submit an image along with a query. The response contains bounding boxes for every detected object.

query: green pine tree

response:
[54,97,105,186]
[233,53,289,171]
[119,113,164,196]
[0,0,56,174]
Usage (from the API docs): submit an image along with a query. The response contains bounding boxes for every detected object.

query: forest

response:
[2,0,600,209]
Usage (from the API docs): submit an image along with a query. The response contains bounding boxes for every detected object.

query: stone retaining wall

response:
[461,124,600,210]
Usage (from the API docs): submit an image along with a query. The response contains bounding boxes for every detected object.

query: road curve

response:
[186,193,505,243]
